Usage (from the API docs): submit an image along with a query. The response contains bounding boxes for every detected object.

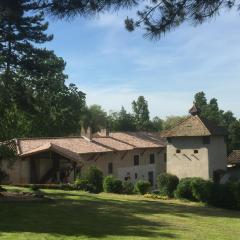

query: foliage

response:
[174,178,196,201]
[132,96,150,131]
[144,193,168,200]
[103,176,123,194]
[163,116,187,130]
[190,178,213,203]
[30,184,40,192]
[122,181,134,194]
[0,169,8,184]
[209,183,236,209]
[82,105,108,133]
[194,91,240,153]
[157,173,179,198]
[84,166,103,193]
[108,107,136,132]
[74,179,95,192]
[15,184,75,190]
[0,186,7,192]
[134,180,151,195]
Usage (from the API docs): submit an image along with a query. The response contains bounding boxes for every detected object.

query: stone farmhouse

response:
[0,105,228,187]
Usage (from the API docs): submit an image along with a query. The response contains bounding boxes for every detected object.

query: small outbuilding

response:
[162,104,228,180]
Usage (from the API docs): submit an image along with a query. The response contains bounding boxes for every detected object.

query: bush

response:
[103,176,123,194]
[84,166,103,193]
[122,181,134,194]
[0,186,7,192]
[209,183,236,209]
[190,178,213,203]
[174,178,196,201]
[157,173,179,198]
[30,184,40,191]
[135,180,151,195]
[74,179,95,192]
[0,169,8,184]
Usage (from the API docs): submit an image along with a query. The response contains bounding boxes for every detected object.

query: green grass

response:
[0,186,240,240]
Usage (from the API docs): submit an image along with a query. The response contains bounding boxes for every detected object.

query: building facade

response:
[162,105,227,179]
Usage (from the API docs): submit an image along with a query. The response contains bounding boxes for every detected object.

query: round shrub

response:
[157,173,179,198]
[135,180,151,195]
[84,166,103,193]
[190,178,213,203]
[103,176,114,193]
[30,184,40,191]
[209,183,236,209]
[174,178,195,201]
[112,179,123,194]
[75,179,90,191]
[103,176,123,194]
[122,181,134,194]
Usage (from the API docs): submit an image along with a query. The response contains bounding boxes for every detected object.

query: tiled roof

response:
[161,115,227,137]
[92,137,134,151]
[110,132,166,148]
[20,143,83,163]
[227,150,240,165]
[18,137,112,155]
[13,132,165,159]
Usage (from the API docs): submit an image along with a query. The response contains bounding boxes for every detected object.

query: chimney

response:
[100,128,109,137]
[81,127,92,141]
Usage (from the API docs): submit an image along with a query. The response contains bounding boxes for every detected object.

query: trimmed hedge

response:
[84,166,103,193]
[191,178,212,203]
[135,180,151,195]
[174,178,196,201]
[157,173,179,198]
[104,176,123,194]
[122,181,134,194]
[103,176,123,194]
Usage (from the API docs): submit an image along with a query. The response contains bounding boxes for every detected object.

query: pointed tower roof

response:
[161,105,227,137]
[189,103,200,116]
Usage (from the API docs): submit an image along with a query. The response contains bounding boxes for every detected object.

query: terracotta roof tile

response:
[110,132,165,148]
[228,150,240,165]
[161,115,227,137]
[18,137,112,155]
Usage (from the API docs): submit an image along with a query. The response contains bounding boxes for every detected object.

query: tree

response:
[0,1,86,140]
[163,115,187,130]
[148,116,164,132]
[193,91,239,153]
[108,107,136,132]
[1,1,237,39]
[132,96,150,130]
[82,105,108,133]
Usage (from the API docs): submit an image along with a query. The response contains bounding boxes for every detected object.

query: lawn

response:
[0,186,240,240]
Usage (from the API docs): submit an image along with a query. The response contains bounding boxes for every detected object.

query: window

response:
[134,155,139,166]
[194,150,198,154]
[167,137,172,143]
[108,162,113,174]
[176,149,181,154]
[135,173,138,179]
[148,171,154,186]
[164,153,167,162]
[150,153,155,164]
[203,136,211,144]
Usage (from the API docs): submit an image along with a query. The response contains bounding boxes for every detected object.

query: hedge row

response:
[157,173,240,210]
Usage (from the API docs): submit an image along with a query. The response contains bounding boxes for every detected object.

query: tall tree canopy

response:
[194,91,240,153]
[2,0,237,39]
[132,96,150,130]
[0,0,86,140]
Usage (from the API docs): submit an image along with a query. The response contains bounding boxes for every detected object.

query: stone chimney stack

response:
[81,127,92,141]
[100,128,109,137]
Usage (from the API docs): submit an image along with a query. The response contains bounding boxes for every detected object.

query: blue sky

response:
[44,8,240,119]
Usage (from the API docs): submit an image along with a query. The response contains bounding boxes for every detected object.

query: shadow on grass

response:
[0,190,240,238]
